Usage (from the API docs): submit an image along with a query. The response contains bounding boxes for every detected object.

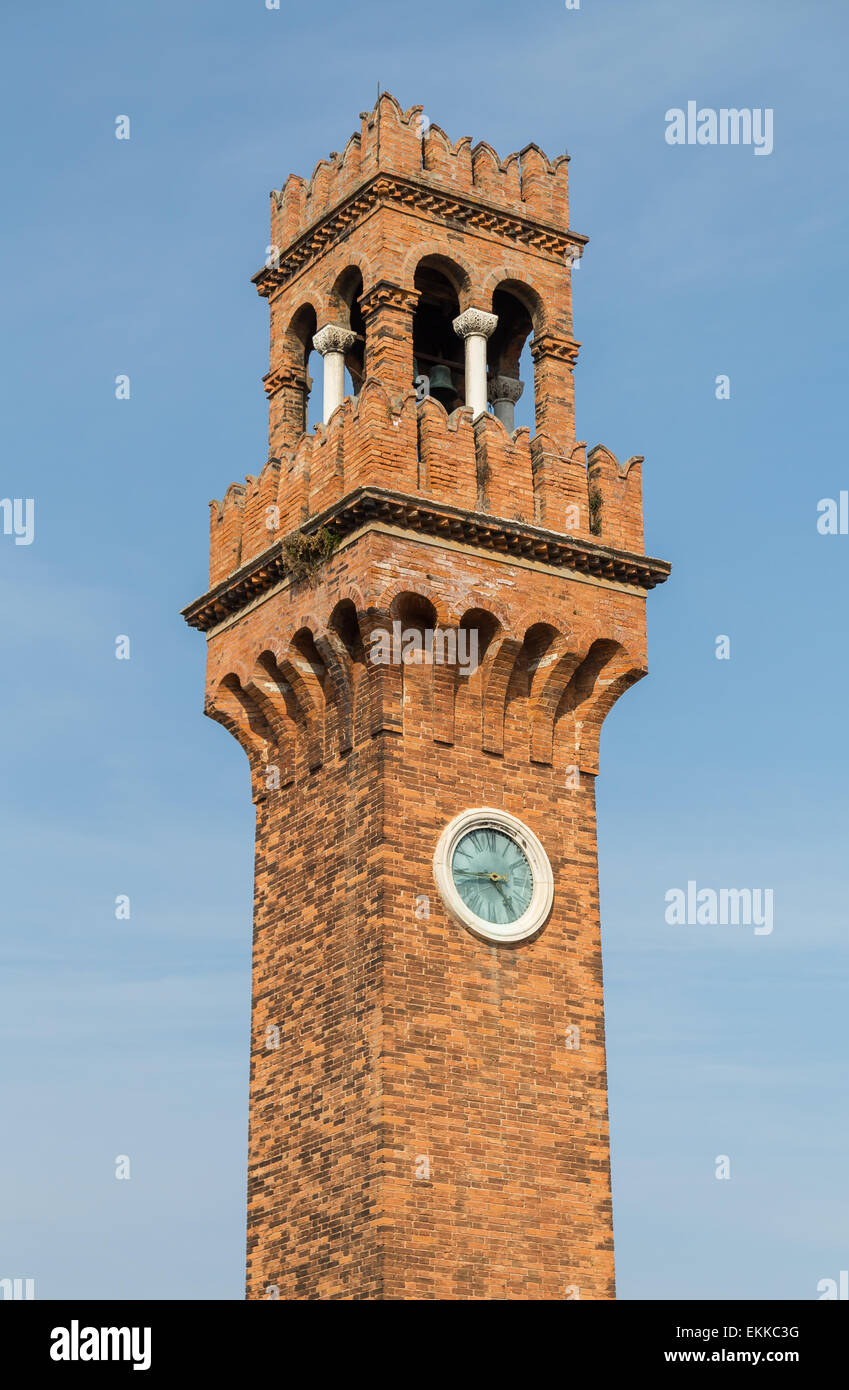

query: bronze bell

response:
[428,363,455,404]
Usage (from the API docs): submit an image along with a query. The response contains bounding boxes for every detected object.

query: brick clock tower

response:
[183,94,669,1301]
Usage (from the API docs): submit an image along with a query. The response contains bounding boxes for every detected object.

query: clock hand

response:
[492,878,517,914]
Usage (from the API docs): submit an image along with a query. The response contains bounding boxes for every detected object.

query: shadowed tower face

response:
[182,94,669,1302]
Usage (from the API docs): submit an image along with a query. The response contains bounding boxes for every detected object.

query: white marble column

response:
[452,308,498,418]
[487,375,525,431]
[312,325,357,424]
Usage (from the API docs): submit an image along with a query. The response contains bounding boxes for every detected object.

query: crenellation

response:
[416,398,477,508]
[240,457,281,568]
[284,431,314,529]
[472,411,534,522]
[266,93,572,255]
[422,124,474,189]
[304,158,334,216]
[358,93,424,184]
[587,445,645,553]
[270,173,307,250]
[499,150,523,204]
[207,384,630,573]
[470,141,504,199]
[209,482,246,586]
[530,433,591,535]
[518,144,570,222]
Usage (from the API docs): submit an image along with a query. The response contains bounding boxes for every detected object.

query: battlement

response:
[207,381,645,588]
[268,92,572,258]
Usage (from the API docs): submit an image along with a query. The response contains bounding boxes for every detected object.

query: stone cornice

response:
[262,364,307,397]
[253,174,588,297]
[182,487,671,633]
[531,332,580,365]
[359,279,420,317]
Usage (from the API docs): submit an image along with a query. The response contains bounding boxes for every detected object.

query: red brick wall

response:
[378,732,615,1301]
[202,531,648,1300]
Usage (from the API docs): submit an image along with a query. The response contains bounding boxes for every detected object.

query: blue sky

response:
[1,0,847,1300]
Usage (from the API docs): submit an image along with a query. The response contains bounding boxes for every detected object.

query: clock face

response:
[451,826,534,926]
[433,807,554,944]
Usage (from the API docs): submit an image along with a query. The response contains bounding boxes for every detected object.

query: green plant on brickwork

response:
[282,526,340,584]
[589,488,603,536]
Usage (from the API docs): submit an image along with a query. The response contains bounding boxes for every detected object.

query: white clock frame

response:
[432,807,554,944]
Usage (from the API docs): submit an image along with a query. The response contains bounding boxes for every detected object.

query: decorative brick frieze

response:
[254,173,587,298]
[530,331,581,366]
[358,279,420,318]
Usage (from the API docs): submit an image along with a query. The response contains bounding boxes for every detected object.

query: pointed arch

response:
[554,639,647,774]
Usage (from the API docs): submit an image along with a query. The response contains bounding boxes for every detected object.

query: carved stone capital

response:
[530,333,580,366]
[359,280,419,318]
[488,375,525,405]
[312,325,358,357]
[452,308,498,341]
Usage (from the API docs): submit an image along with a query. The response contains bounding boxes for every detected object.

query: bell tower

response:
[183,94,670,1301]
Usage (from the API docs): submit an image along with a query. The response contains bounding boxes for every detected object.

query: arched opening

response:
[286,303,318,435]
[331,267,366,400]
[329,598,366,666]
[412,260,465,411]
[524,622,560,681]
[454,606,500,737]
[391,591,438,647]
[487,282,540,433]
[390,591,440,738]
[459,607,499,667]
[457,606,497,683]
[306,346,322,431]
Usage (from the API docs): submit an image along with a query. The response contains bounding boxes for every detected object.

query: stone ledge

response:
[253,173,588,297]
[183,487,671,633]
